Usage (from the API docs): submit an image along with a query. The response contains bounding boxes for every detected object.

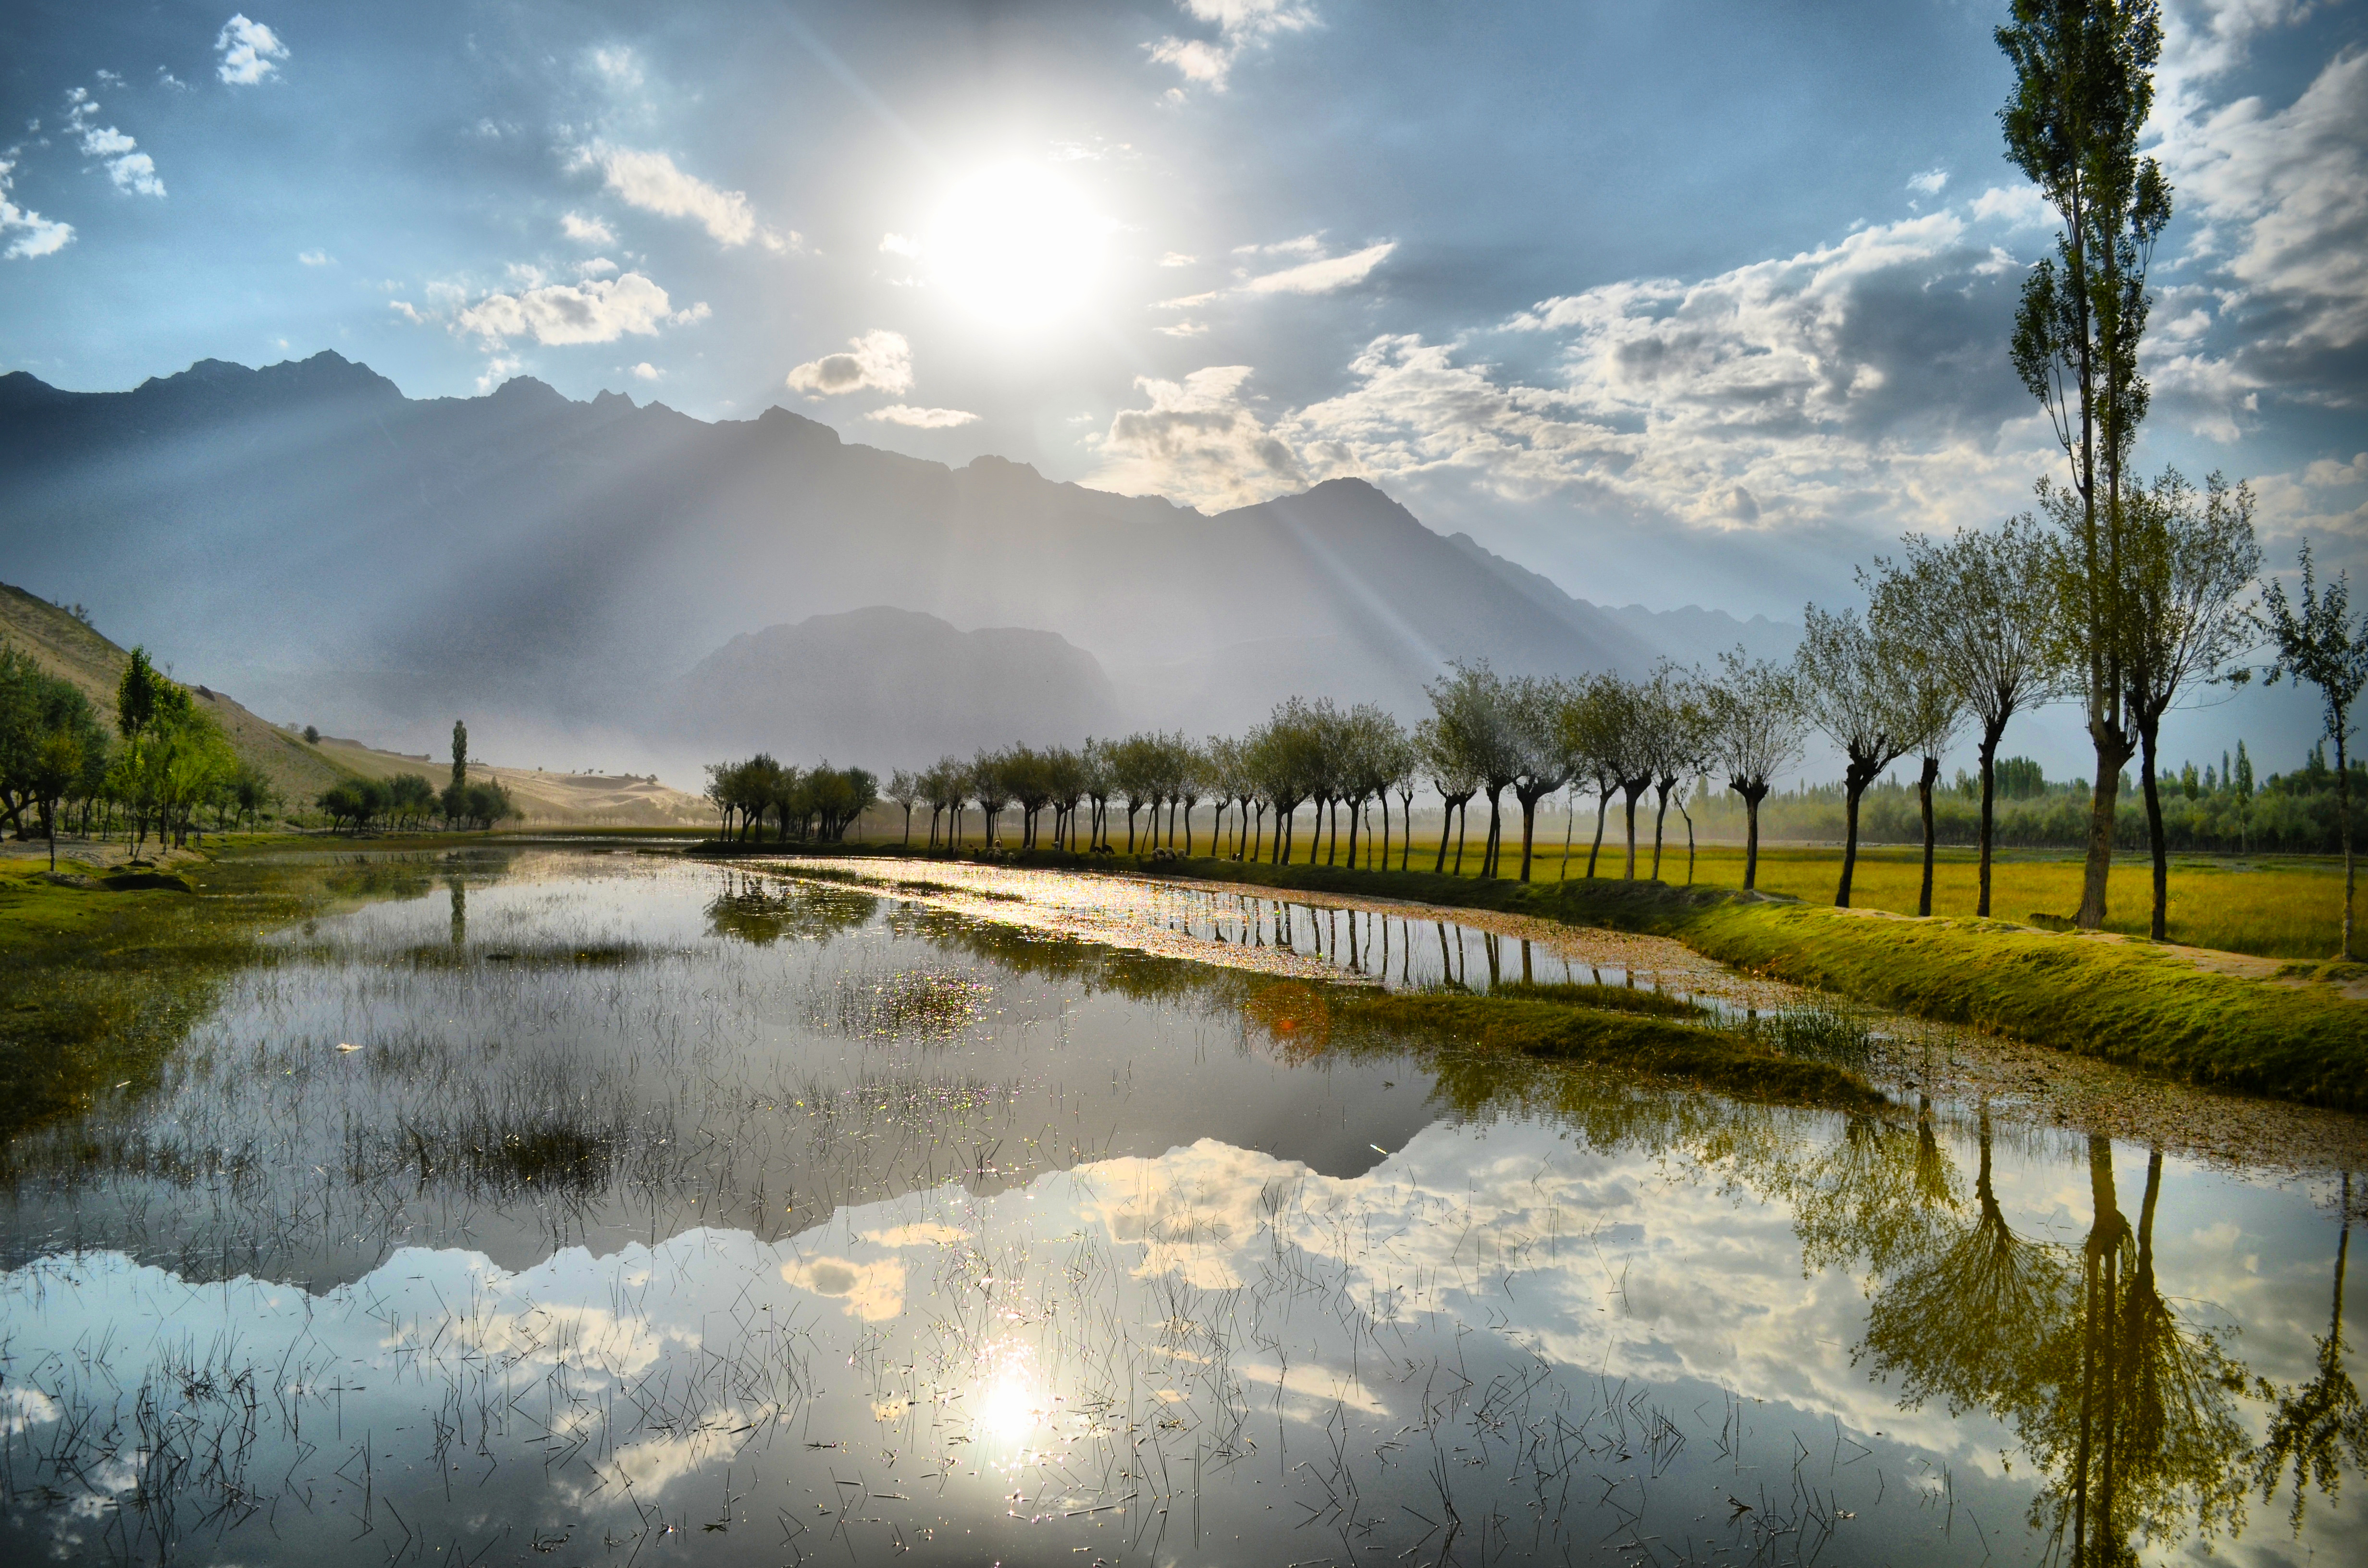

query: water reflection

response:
[0,848,2354,1565]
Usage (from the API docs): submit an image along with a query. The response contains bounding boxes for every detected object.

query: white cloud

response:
[561,211,616,246]
[474,354,524,394]
[0,159,73,259]
[629,361,663,381]
[1906,168,1948,196]
[866,404,980,429]
[453,271,680,346]
[388,299,424,323]
[297,248,331,266]
[2166,47,2368,399]
[1096,207,2065,528]
[581,144,786,250]
[1153,319,1210,338]
[1241,240,1394,294]
[1967,183,2051,227]
[1147,0,1318,94]
[575,256,619,278]
[877,232,920,257]
[1159,251,1197,267]
[1236,233,1324,257]
[589,45,642,88]
[215,14,289,86]
[65,90,163,197]
[1157,291,1219,309]
[1088,365,1310,510]
[785,330,913,396]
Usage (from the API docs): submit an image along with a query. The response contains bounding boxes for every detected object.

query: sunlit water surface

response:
[0,847,2358,1566]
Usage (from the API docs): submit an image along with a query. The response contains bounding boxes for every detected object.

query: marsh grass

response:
[1740,998,1880,1069]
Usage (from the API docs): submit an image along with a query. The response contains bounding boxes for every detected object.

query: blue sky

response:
[4,0,2365,769]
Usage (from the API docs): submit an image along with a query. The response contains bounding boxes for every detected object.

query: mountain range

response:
[0,352,1793,771]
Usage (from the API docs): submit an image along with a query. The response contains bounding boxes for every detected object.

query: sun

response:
[928,163,1105,331]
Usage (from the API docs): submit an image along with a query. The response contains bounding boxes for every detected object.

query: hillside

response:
[0,583,707,825]
[0,354,1784,760]
[2,582,347,803]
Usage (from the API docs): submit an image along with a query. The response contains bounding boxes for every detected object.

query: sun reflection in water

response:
[975,1343,1043,1446]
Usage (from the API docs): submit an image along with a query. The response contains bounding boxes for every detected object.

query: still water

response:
[0,846,2358,1565]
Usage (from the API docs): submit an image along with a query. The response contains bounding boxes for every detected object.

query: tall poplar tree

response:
[450,720,469,793]
[1998,0,2171,929]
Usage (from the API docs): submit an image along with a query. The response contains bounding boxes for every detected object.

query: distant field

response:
[894,815,2361,962]
[1356,834,2362,961]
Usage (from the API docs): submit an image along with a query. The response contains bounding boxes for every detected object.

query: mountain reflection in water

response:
[0,848,2355,1566]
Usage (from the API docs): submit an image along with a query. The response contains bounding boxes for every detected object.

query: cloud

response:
[629,361,662,381]
[785,330,913,395]
[877,232,920,257]
[581,144,789,250]
[1159,251,1197,267]
[0,159,73,258]
[2165,46,2368,404]
[1088,365,1309,510]
[865,404,980,429]
[215,14,289,86]
[561,211,615,246]
[452,271,686,346]
[1095,206,2069,527]
[1147,0,1318,94]
[297,248,331,266]
[65,89,164,197]
[1153,319,1210,337]
[1906,168,1948,196]
[1241,240,1394,294]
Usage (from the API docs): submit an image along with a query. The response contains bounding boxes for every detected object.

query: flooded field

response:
[0,845,2360,1566]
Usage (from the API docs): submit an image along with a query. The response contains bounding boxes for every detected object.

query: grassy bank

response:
[817,844,2367,1113]
[0,854,294,1139]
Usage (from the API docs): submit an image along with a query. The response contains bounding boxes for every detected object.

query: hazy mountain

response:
[0,352,1757,764]
[668,607,1122,769]
[1442,532,1798,665]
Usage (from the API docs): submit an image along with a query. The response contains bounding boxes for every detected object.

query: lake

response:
[0,844,2358,1565]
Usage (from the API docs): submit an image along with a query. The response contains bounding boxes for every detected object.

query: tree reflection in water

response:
[2252,1171,2368,1532]
[1856,1114,2249,1563]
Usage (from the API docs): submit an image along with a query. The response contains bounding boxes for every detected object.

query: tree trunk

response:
[1650,780,1671,881]
[1917,755,1939,918]
[1433,798,1452,873]
[1400,794,1414,870]
[1836,767,1869,907]
[1559,788,1575,881]
[1740,781,1766,891]
[2342,728,2356,962]
[1587,784,1610,877]
[2140,714,2169,942]
[1621,780,1648,879]
[1976,720,2003,918]
[1517,792,1538,883]
[2079,721,2134,929]
[1452,799,1468,875]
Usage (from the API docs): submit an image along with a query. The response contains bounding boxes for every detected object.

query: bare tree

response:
[2257,543,2367,960]
[1798,605,1913,908]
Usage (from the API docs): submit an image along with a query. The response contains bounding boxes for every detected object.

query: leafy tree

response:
[2257,542,2368,960]
[450,719,468,794]
[2120,470,2260,939]
[0,649,108,870]
[1864,567,1969,917]
[1702,648,1804,892]
[886,768,920,845]
[1999,0,2173,930]
[1870,516,2065,914]
[387,772,439,830]
[1797,605,1914,907]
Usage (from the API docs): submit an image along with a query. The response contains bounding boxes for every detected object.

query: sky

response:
[3,0,2365,775]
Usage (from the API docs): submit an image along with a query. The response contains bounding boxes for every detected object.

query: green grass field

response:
[1129,825,2364,962]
